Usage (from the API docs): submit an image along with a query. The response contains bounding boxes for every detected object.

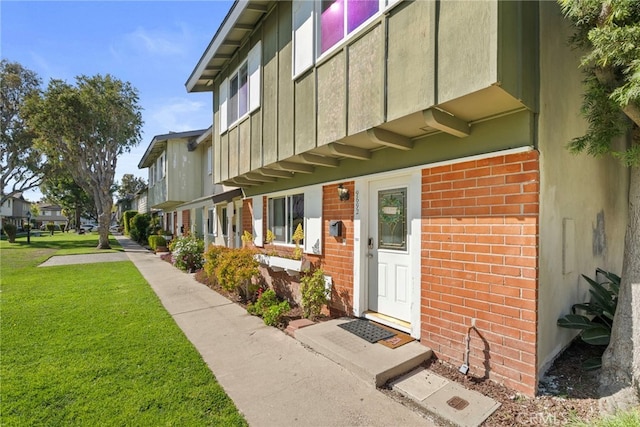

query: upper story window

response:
[157,154,165,181]
[293,0,399,77]
[219,41,262,134]
[207,146,212,175]
[268,193,304,245]
[149,164,155,185]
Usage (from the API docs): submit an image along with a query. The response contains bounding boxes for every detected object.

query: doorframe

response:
[353,169,422,339]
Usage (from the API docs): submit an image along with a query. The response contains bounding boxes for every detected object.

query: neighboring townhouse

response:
[185,0,628,396]
[36,203,67,229]
[134,186,149,214]
[138,128,241,247]
[0,193,31,230]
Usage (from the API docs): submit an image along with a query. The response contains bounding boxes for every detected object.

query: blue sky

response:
[2,0,233,201]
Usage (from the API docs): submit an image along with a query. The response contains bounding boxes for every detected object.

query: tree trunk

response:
[95,188,112,250]
[599,164,640,412]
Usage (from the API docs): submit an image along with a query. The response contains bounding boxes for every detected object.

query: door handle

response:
[368,238,374,249]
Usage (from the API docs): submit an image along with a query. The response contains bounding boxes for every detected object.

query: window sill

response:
[255,254,310,276]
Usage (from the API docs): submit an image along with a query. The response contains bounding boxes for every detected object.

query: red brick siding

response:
[322,182,355,316]
[243,199,253,238]
[421,151,539,396]
[181,210,190,234]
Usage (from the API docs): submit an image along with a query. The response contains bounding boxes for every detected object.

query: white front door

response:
[367,177,412,322]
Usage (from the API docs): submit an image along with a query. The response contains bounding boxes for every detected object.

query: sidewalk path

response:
[115,236,433,426]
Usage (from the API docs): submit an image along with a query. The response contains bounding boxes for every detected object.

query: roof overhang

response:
[138,129,208,169]
[186,1,272,93]
[211,188,244,204]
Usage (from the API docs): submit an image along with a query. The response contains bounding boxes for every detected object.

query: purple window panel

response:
[347,0,378,33]
[320,0,344,53]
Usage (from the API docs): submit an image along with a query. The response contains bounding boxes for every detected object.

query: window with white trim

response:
[219,41,262,134]
[293,0,399,77]
[149,164,155,185]
[208,208,216,235]
[268,193,304,245]
[207,146,212,175]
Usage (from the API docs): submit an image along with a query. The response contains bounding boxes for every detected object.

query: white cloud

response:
[146,97,211,133]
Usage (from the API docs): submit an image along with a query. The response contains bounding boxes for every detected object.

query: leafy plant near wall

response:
[170,233,205,273]
[148,235,167,252]
[557,268,620,370]
[215,247,260,301]
[292,224,304,260]
[203,244,231,286]
[265,229,275,244]
[300,269,330,320]
[247,289,291,326]
[241,230,253,246]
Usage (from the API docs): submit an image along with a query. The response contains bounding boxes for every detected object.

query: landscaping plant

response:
[170,233,205,273]
[300,269,330,320]
[203,244,230,286]
[2,223,17,242]
[247,289,291,326]
[215,247,259,300]
[557,268,620,370]
[292,223,304,260]
[147,235,167,252]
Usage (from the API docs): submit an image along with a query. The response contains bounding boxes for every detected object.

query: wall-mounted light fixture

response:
[338,183,349,201]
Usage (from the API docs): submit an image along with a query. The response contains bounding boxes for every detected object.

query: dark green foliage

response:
[129,213,150,244]
[557,268,620,369]
[2,223,17,242]
[122,210,138,236]
[247,289,291,326]
[558,0,640,166]
[148,235,166,251]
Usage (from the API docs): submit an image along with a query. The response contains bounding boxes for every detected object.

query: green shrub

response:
[203,244,231,285]
[557,268,620,370]
[300,269,330,320]
[171,234,205,273]
[46,223,56,235]
[148,235,167,251]
[247,289,291,326]
[129,213,151,244]
[216,247,259,300]
[2,223,17,243]
[122,210,138,235]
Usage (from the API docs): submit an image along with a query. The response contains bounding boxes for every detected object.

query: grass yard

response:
[1,233,246,426]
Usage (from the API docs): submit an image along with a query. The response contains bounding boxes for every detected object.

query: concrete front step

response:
[294,318,432,387]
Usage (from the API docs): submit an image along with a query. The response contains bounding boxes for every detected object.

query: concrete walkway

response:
[113,236,435,426]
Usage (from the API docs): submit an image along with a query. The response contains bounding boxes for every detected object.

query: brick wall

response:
[322,182,355,316]
[181,210,191,234]
[421,150,539,395]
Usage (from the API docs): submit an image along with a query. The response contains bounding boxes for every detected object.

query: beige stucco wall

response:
[537,1,628,375]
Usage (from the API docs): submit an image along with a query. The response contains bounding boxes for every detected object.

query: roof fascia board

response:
[186,1,249,92]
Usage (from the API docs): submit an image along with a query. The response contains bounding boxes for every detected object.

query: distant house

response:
[0,193,31,230]
[35,203,67,229]
[138,127,241,247]
[183,0,628,396]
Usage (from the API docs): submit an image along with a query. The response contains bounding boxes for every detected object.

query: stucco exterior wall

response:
[536,1,628,375]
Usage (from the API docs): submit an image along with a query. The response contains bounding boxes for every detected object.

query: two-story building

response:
[0,193,32,230]
[185,0,628,396]
[139,127,243,247]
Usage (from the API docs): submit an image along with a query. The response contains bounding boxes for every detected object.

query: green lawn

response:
[1,233,246,426]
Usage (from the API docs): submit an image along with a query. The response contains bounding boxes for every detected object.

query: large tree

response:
[559,0,640,411]
[116,173,146,199]
[0,60,49,204]
[25,74,143,249]
[41,171,96,231]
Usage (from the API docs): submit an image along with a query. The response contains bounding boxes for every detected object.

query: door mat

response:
[377,325,415,349]
[338,319,396,343]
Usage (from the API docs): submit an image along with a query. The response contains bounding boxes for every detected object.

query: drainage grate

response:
[337,319,396,343]
[447,396,469,411]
